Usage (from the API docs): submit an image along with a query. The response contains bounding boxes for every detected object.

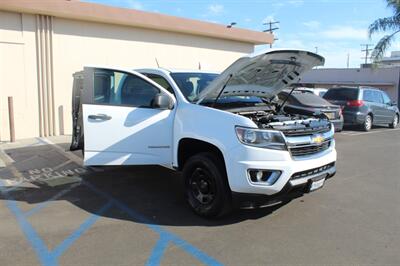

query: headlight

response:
[235,126,287,150]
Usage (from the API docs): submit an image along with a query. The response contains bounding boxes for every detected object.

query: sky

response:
[84,0,397,68]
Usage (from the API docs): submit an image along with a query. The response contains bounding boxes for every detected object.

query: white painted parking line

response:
[0,149,15,166]
[39,138,83,165]
[338,131,359,135]
[40,137,104,173]
[339,128,400,136]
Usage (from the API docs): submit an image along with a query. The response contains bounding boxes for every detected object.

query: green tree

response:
[369,0,400,62]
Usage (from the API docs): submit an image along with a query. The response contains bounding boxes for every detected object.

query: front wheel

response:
[389,114,399,128]
[182,152,232,218]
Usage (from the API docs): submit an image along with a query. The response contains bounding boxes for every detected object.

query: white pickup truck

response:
[70,49,337,217]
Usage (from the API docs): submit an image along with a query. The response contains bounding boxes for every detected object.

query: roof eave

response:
[0,0,273,45]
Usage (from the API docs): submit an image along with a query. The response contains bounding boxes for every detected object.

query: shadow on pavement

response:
[0,143,301,227]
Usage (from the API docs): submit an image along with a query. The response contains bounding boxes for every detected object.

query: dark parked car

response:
[323,87,399,131]
[278,90,344,132]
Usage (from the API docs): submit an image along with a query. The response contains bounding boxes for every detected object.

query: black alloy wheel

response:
[183,152,232,218]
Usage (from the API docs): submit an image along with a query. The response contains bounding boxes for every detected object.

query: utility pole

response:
[315,47,318,54]
[347,53,350,68]
[263,21,279,48]
[361,44,373,64]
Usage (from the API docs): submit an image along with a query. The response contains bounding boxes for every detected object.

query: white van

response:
[70,50,337,217]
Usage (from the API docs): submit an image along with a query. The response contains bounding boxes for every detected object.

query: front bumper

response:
[232,167,336,209]
[225,141,337,196]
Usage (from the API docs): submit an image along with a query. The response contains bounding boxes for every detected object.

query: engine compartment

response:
[237,109,332,136]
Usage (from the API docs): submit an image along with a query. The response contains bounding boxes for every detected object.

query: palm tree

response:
[368,0,400,62]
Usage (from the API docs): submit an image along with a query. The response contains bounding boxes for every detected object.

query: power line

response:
[263,21,279,48]
[361,44,374,64]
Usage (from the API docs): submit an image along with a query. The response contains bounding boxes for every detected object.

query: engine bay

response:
[236,109,332,136]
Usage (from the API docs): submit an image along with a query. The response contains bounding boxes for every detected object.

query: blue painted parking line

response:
[83,181,223,266]
[0,180,114,266]
[146,234,170,266]
[51,201,113,259]
[0,176,223,266]
[24,183,80,218]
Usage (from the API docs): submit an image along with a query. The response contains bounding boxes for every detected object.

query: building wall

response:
[0,10,254,141]
[0,12,39,141]
[52,18,254,136]
[301,68,400,103]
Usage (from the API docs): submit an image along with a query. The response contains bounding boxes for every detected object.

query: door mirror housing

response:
[152,93,174,109]
[391,100,397,106]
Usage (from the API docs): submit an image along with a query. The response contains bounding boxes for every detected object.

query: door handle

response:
[88,114,112,121]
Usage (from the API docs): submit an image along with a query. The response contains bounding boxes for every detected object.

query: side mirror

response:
[153,93,173,109]
[391,101,397,106]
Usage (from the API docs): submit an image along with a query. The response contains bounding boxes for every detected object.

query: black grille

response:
[289,140,331,157]
[281,126,330,137]
[291,162,335,180]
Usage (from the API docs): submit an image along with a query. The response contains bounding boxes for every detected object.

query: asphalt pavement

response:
[0,128,399,266]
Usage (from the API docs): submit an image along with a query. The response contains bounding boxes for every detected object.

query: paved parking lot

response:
[1,128,400,266]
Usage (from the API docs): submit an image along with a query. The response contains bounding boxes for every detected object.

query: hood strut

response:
[211,74,233,108]
[277,86,296,113]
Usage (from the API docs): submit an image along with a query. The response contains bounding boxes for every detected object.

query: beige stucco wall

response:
[52,18,254,136]
[0,10,254,141]
[0,11,39,141]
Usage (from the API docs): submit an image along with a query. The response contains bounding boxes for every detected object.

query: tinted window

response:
[382,91,392,104]
[94,71,112,104]
[93,69,159,107]
[120,76,159,107]
[372,90,383,103]
[143,74,174,94]
[291,92,331,106]
[363,90,374,102]
[364,90,383,103]
[323,88,359,101]
[278,93,298,105]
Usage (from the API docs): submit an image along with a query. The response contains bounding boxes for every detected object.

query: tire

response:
[362,114,373,131]
[389,114,399,128]
[182,152,232,218]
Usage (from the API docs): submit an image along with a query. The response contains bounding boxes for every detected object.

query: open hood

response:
[197,49,324,103]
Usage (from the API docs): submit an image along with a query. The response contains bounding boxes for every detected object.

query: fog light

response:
[248,170,282,185]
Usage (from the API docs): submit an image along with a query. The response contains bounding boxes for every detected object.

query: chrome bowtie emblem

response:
[311,134,324,144]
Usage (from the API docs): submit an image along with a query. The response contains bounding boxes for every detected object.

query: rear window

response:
[291,92,331,106]
[323,88,359,101]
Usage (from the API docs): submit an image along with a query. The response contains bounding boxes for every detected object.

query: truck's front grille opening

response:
[291,162,335,180]
[281,126,331,137]
[289,140,331,157]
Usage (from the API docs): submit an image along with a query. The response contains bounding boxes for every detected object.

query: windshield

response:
[170,72,218,102]
[171,72,267,107]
